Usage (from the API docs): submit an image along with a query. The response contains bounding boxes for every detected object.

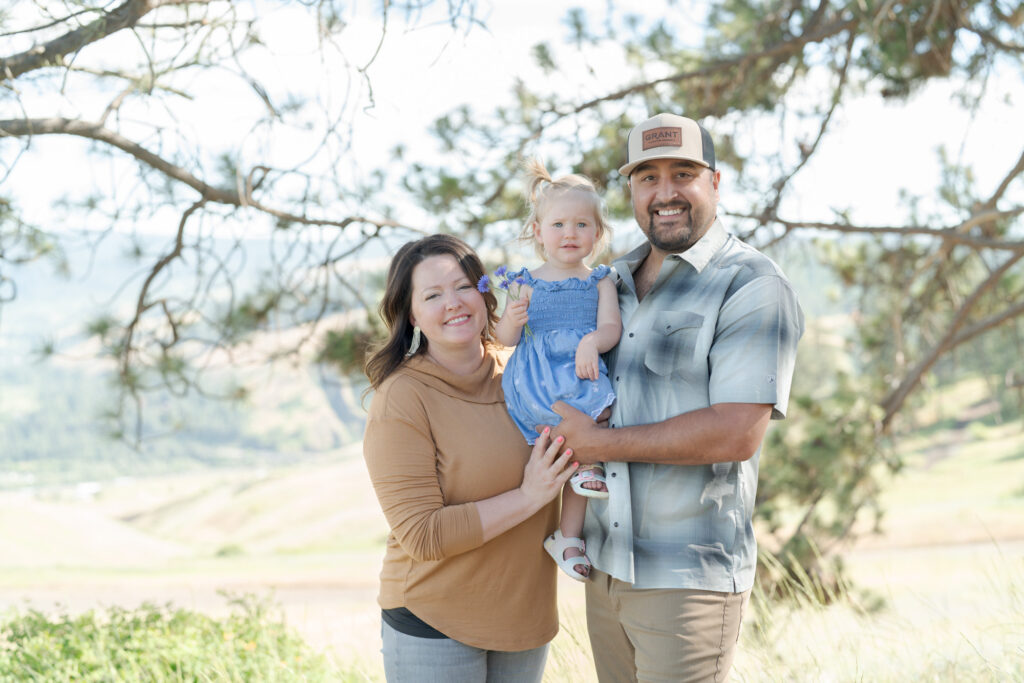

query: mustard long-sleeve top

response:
[362,348,560,651]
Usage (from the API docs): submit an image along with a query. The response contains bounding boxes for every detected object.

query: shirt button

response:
[613,522,619,527]
[615,376,619,381]
[611,472,617,477]
[628,332,634,338]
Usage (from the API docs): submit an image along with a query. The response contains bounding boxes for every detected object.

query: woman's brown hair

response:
[363,234,498,391]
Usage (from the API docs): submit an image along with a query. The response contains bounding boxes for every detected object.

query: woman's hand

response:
[519,427,577,512]
[476,427,578,543]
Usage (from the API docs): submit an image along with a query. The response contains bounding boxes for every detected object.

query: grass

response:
[855,418,1024,548]
[0,594,345,682]
[723,401,1024,681]
[331,547,1024,682]
[733,546,1024,681]
[5,563,1020,683]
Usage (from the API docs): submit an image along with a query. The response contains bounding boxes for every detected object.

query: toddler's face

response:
[534,191,600,268]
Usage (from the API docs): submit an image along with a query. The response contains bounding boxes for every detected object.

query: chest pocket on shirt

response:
[643,310,704,379]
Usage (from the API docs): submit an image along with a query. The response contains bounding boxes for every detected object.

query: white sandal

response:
[543,530,592,582]
[569,464,609,499]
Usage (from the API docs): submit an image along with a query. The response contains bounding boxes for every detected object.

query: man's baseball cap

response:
[618,113,716,177]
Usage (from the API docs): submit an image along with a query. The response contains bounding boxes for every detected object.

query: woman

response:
[362,234,578,681]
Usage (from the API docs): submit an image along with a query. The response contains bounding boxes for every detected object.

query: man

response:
[551,113,804,682]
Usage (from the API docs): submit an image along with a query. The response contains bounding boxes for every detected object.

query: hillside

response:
[0,353,368,485]
[0,442,385,569]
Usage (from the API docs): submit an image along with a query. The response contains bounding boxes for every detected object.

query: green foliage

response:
[215,544,246,558]
[221,285,284,338]
[319,315,383,375]
[819,207,1021,430]
[216,153,240,189]
[531,43,556,73]
[758,369,898,593]
[0,595,338,681]
[85,315,119,341]
[157,351,187,384]
[30,337,56,360]
[854,0,979,98]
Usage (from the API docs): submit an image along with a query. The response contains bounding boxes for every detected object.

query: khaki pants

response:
[585,570,749,683]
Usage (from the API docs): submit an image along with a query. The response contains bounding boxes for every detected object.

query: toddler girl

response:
[495,158,621,581]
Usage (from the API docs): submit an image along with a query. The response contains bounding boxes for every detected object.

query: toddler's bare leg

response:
[558,484,590,577]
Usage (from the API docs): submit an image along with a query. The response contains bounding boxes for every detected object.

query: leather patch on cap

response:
[642,126,681,150]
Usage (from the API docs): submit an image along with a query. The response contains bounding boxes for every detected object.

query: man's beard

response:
[644,213,697,253]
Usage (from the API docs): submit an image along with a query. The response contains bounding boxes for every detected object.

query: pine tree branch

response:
[570,13,859,114]
[0,0,197,82]
[948,298,1024,349]
[758,31,856,233]
[0,116,238,202]
[748,210,1024,251]
[880,252,1024,429]
[0,117,410,233]
[982,147,1024,211]
[967,27,1024,53]
[119,197,201,443]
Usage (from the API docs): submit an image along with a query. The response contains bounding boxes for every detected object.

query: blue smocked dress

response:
[502,265,617,444]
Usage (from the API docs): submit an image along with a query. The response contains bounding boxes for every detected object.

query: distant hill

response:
[0,442,388,568]
[1,233,369,487]
[0,351,369,487]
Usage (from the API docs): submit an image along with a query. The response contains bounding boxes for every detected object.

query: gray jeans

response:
[380,619,548,682]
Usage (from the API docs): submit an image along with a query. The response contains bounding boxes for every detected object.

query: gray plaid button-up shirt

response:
[582,220,804,592]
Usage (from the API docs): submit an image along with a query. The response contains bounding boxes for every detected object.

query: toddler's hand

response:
[506,296,530,328]
[575,336,599,380]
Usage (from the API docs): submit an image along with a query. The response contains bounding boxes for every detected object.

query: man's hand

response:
[543,401,609,465]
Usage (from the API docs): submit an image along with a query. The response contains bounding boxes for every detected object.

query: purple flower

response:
[478,264,532,339]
